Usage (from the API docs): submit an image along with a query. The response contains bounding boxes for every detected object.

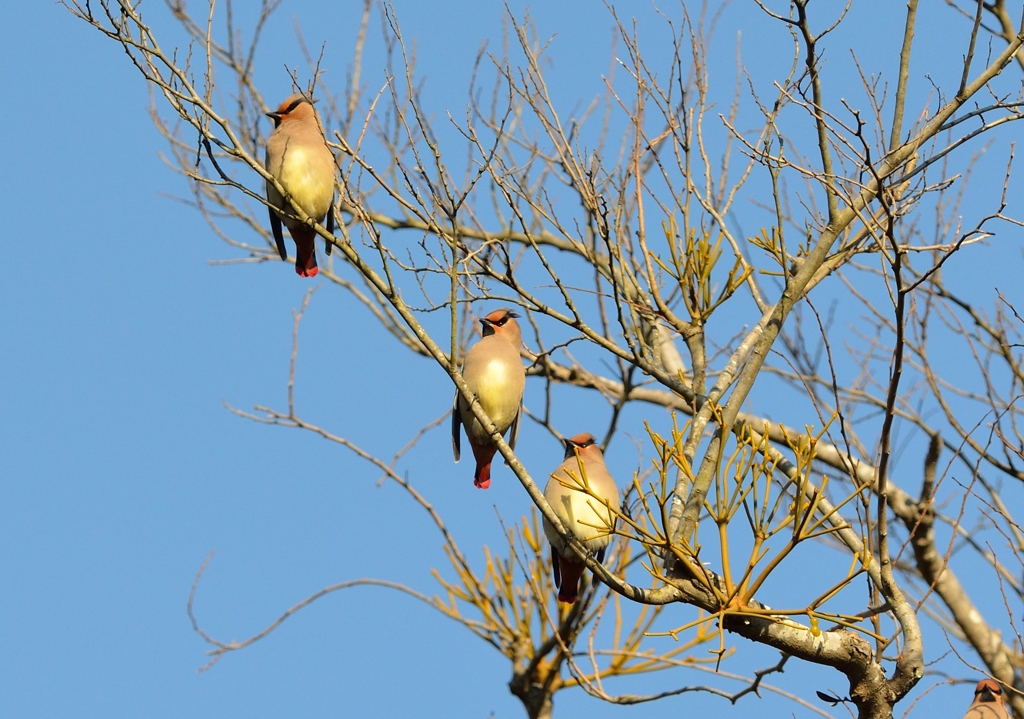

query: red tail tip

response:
[473,459,492,489]
[556,558,585,604]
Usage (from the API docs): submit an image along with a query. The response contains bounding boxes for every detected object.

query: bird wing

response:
[269,207,287,260]
[325,193,335,256]
[550,544,562,589]
[451,390,462,462]
[508,403,522,451]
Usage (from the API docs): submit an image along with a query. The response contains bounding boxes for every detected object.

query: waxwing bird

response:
[542,433,619,604]
[451,309,526,489]
[963,680,1010,719]
[265,93,336,277]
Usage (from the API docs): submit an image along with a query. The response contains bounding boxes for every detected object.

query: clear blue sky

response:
[2,2,1017,718]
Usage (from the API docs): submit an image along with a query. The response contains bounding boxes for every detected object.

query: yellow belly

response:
[277,147,333,219]
[474,360,521,426]
[550,487,614,549]
[459,341,524,442]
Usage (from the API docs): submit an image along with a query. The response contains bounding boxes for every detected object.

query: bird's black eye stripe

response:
[283,98,305,114]
[494,310,519,326]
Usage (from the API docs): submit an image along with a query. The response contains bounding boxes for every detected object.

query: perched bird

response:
[543,433,619,604]
[963,679,1010,719]
[265,93,336,277]
[451,309,525,489]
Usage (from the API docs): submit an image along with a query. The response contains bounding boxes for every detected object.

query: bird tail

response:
[556,558,585,604]
[474,459,492,489]
[471,441,498,489]
[294,230,319,278]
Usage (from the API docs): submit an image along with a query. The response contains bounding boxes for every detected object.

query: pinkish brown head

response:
[266,94,318,128]
[563,433,601,461]
[480,309,522,345]
[974,680,1005,706]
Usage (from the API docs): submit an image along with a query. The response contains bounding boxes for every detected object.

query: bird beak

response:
[266,111,281,120]
[562,438,577,459]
